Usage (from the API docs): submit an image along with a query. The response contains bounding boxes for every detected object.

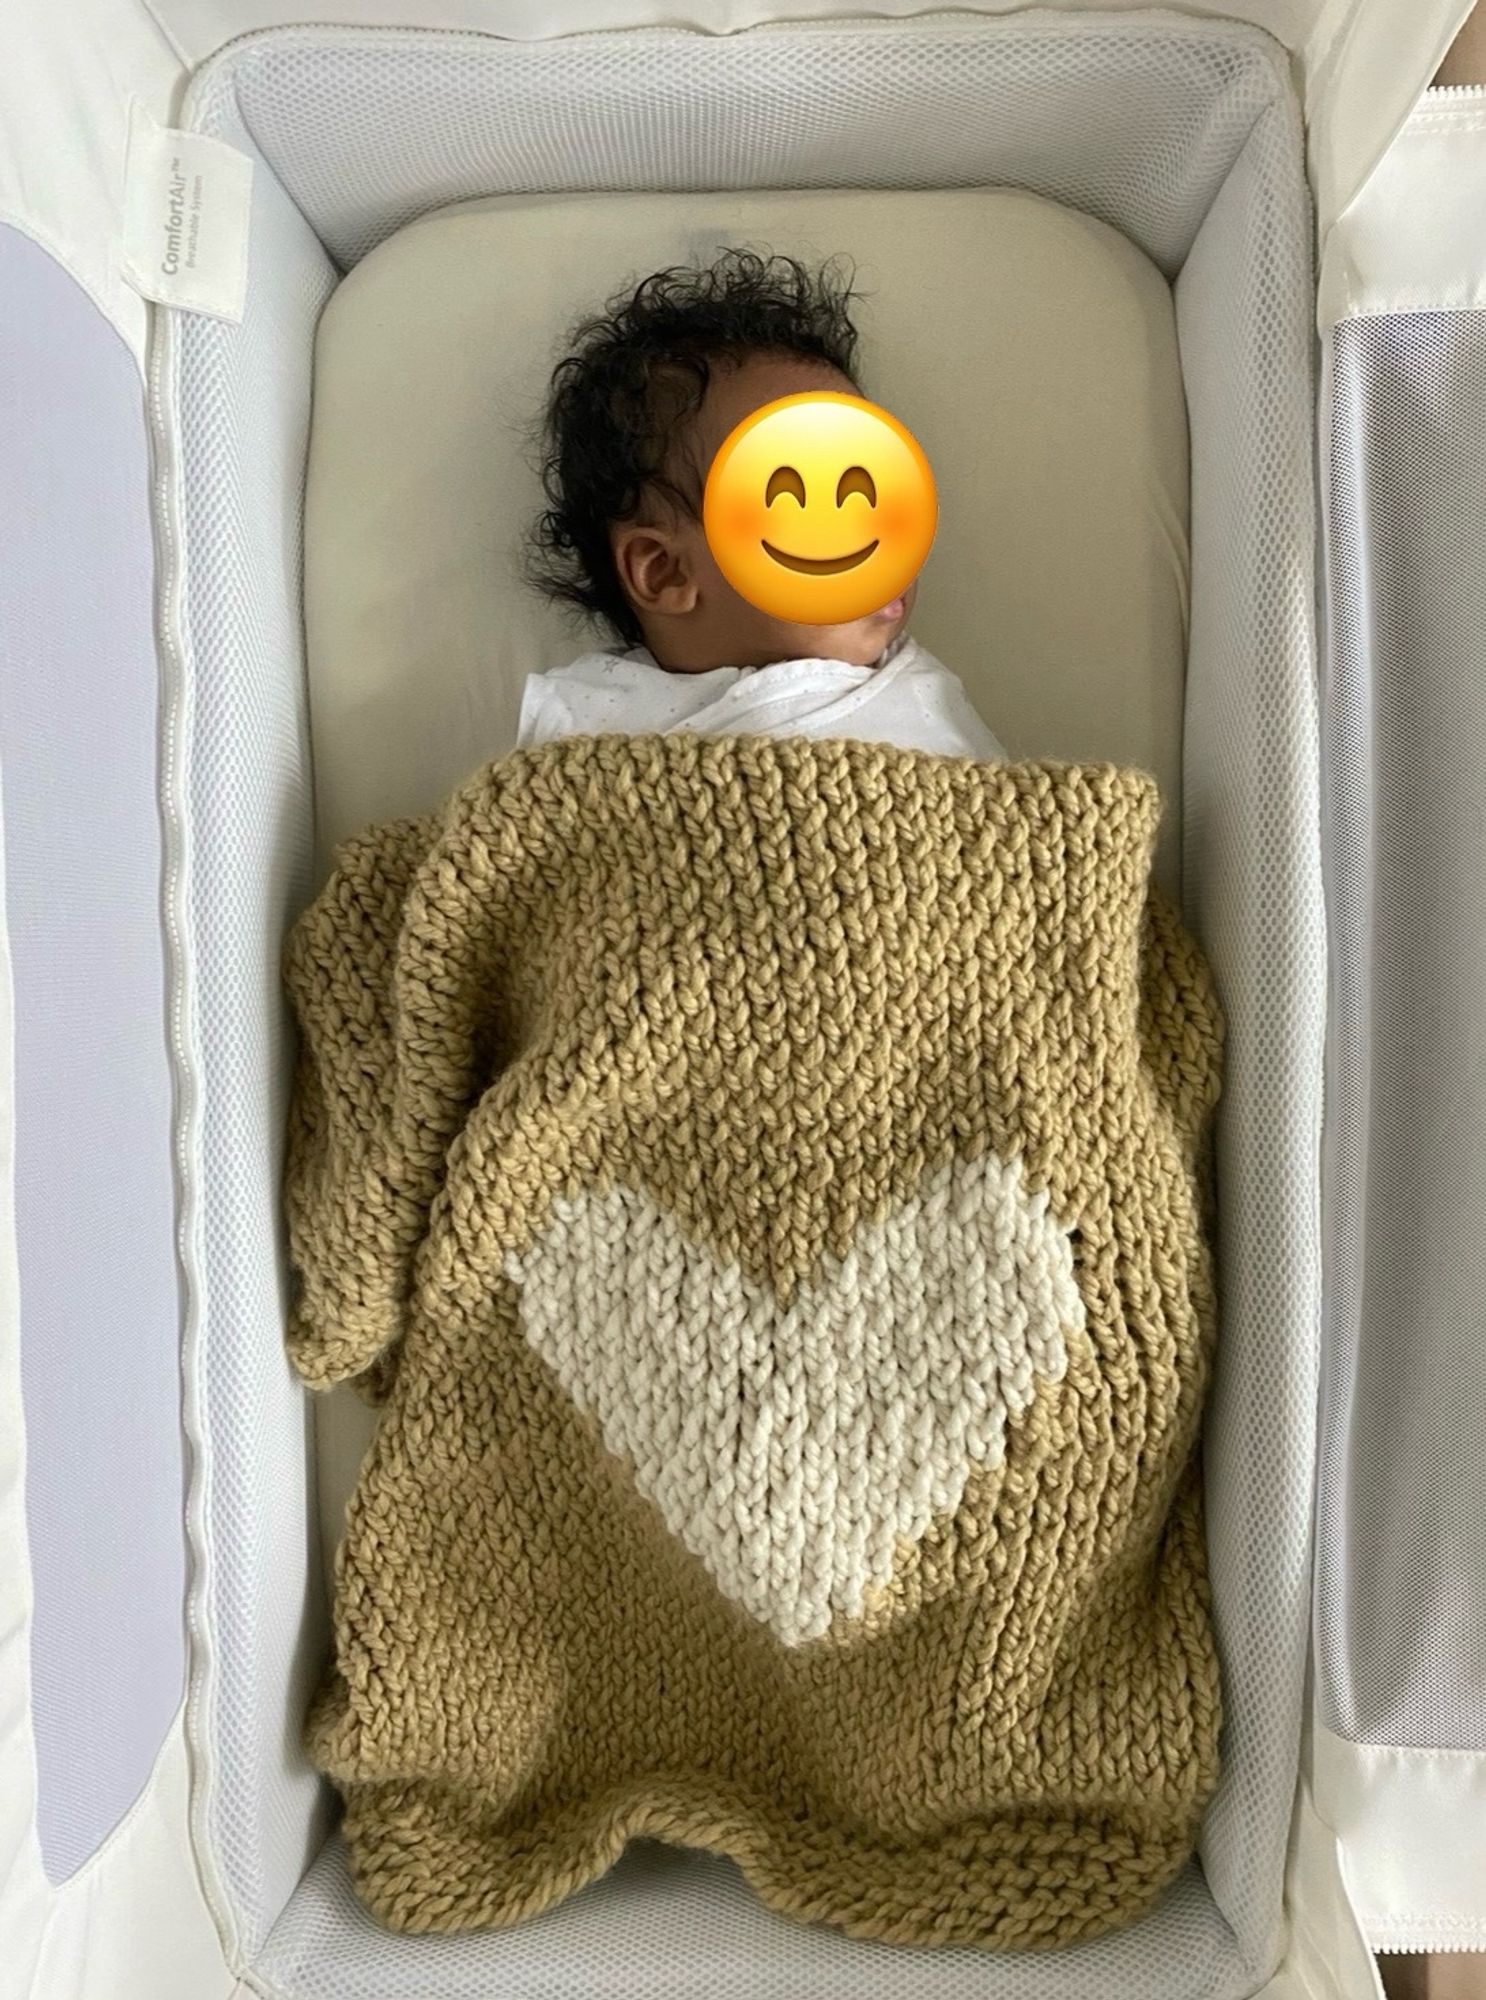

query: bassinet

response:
[1,5,1484,1998]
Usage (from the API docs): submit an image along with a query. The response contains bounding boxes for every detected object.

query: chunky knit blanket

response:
[282,732,1226,1952]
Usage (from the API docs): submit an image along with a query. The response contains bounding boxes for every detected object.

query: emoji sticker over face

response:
[702,392,937,624]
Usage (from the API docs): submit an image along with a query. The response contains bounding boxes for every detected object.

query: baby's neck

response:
[645,634,902,675]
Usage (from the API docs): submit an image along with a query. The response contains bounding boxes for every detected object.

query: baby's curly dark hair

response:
[525,249,865,647]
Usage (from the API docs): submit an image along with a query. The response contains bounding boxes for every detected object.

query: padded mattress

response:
[302,183,1195,1585]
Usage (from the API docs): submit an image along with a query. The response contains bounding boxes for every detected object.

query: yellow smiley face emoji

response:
[702,392,937,624]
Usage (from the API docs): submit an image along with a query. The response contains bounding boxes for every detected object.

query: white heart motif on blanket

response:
[504,1147,1083,1647]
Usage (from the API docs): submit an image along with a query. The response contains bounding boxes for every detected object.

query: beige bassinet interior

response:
[303,186,1191,872]
[303,181,1195,1573]
[161,16,1326,1995]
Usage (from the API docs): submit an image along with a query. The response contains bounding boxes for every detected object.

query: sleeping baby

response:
[281,243,1225,1956]
[519,247,1008,759]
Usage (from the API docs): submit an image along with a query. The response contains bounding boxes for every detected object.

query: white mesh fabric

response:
[162,75,339,1966]
[163,17,1322,1995]
[1173,106,1325,1946]
[1317,309,1486,1750]
[221,15,1290,276]
[255,1841,1243,1999]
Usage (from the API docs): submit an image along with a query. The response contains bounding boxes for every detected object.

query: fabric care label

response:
[121,100,252,322]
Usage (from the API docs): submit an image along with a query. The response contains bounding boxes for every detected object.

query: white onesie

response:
[515,629,1009,762]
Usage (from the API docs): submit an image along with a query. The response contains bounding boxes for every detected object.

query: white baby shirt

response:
[515,630,1009,762]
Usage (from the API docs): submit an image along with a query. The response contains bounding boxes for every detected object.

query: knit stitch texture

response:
[281,732,1226,1951]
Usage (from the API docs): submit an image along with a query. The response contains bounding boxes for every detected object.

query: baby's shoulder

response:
[541,647,659,686]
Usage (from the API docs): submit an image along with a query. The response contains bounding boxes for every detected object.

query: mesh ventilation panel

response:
[166,76,340,1964]
[224,15,1289,275]
[255,1840,1241,2000]
[1317,308,1486,1750]
[1173,101,1324,1948]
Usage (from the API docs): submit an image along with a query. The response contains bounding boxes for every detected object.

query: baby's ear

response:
[611,519,699,618]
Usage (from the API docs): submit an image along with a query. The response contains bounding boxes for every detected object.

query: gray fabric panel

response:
[0,223,186,1882]
[1317,309,1486,1749]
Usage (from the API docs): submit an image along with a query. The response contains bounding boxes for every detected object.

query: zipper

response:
[145,299,246,1975]
[1372,1935,1486,1955]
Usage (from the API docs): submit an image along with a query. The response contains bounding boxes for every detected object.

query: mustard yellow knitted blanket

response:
[282,732,1226,1952]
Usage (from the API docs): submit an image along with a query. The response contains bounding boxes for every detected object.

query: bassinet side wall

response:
[1174,101,1324,1951]
[154,87,337,1968]
[160,18,1323,1990]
